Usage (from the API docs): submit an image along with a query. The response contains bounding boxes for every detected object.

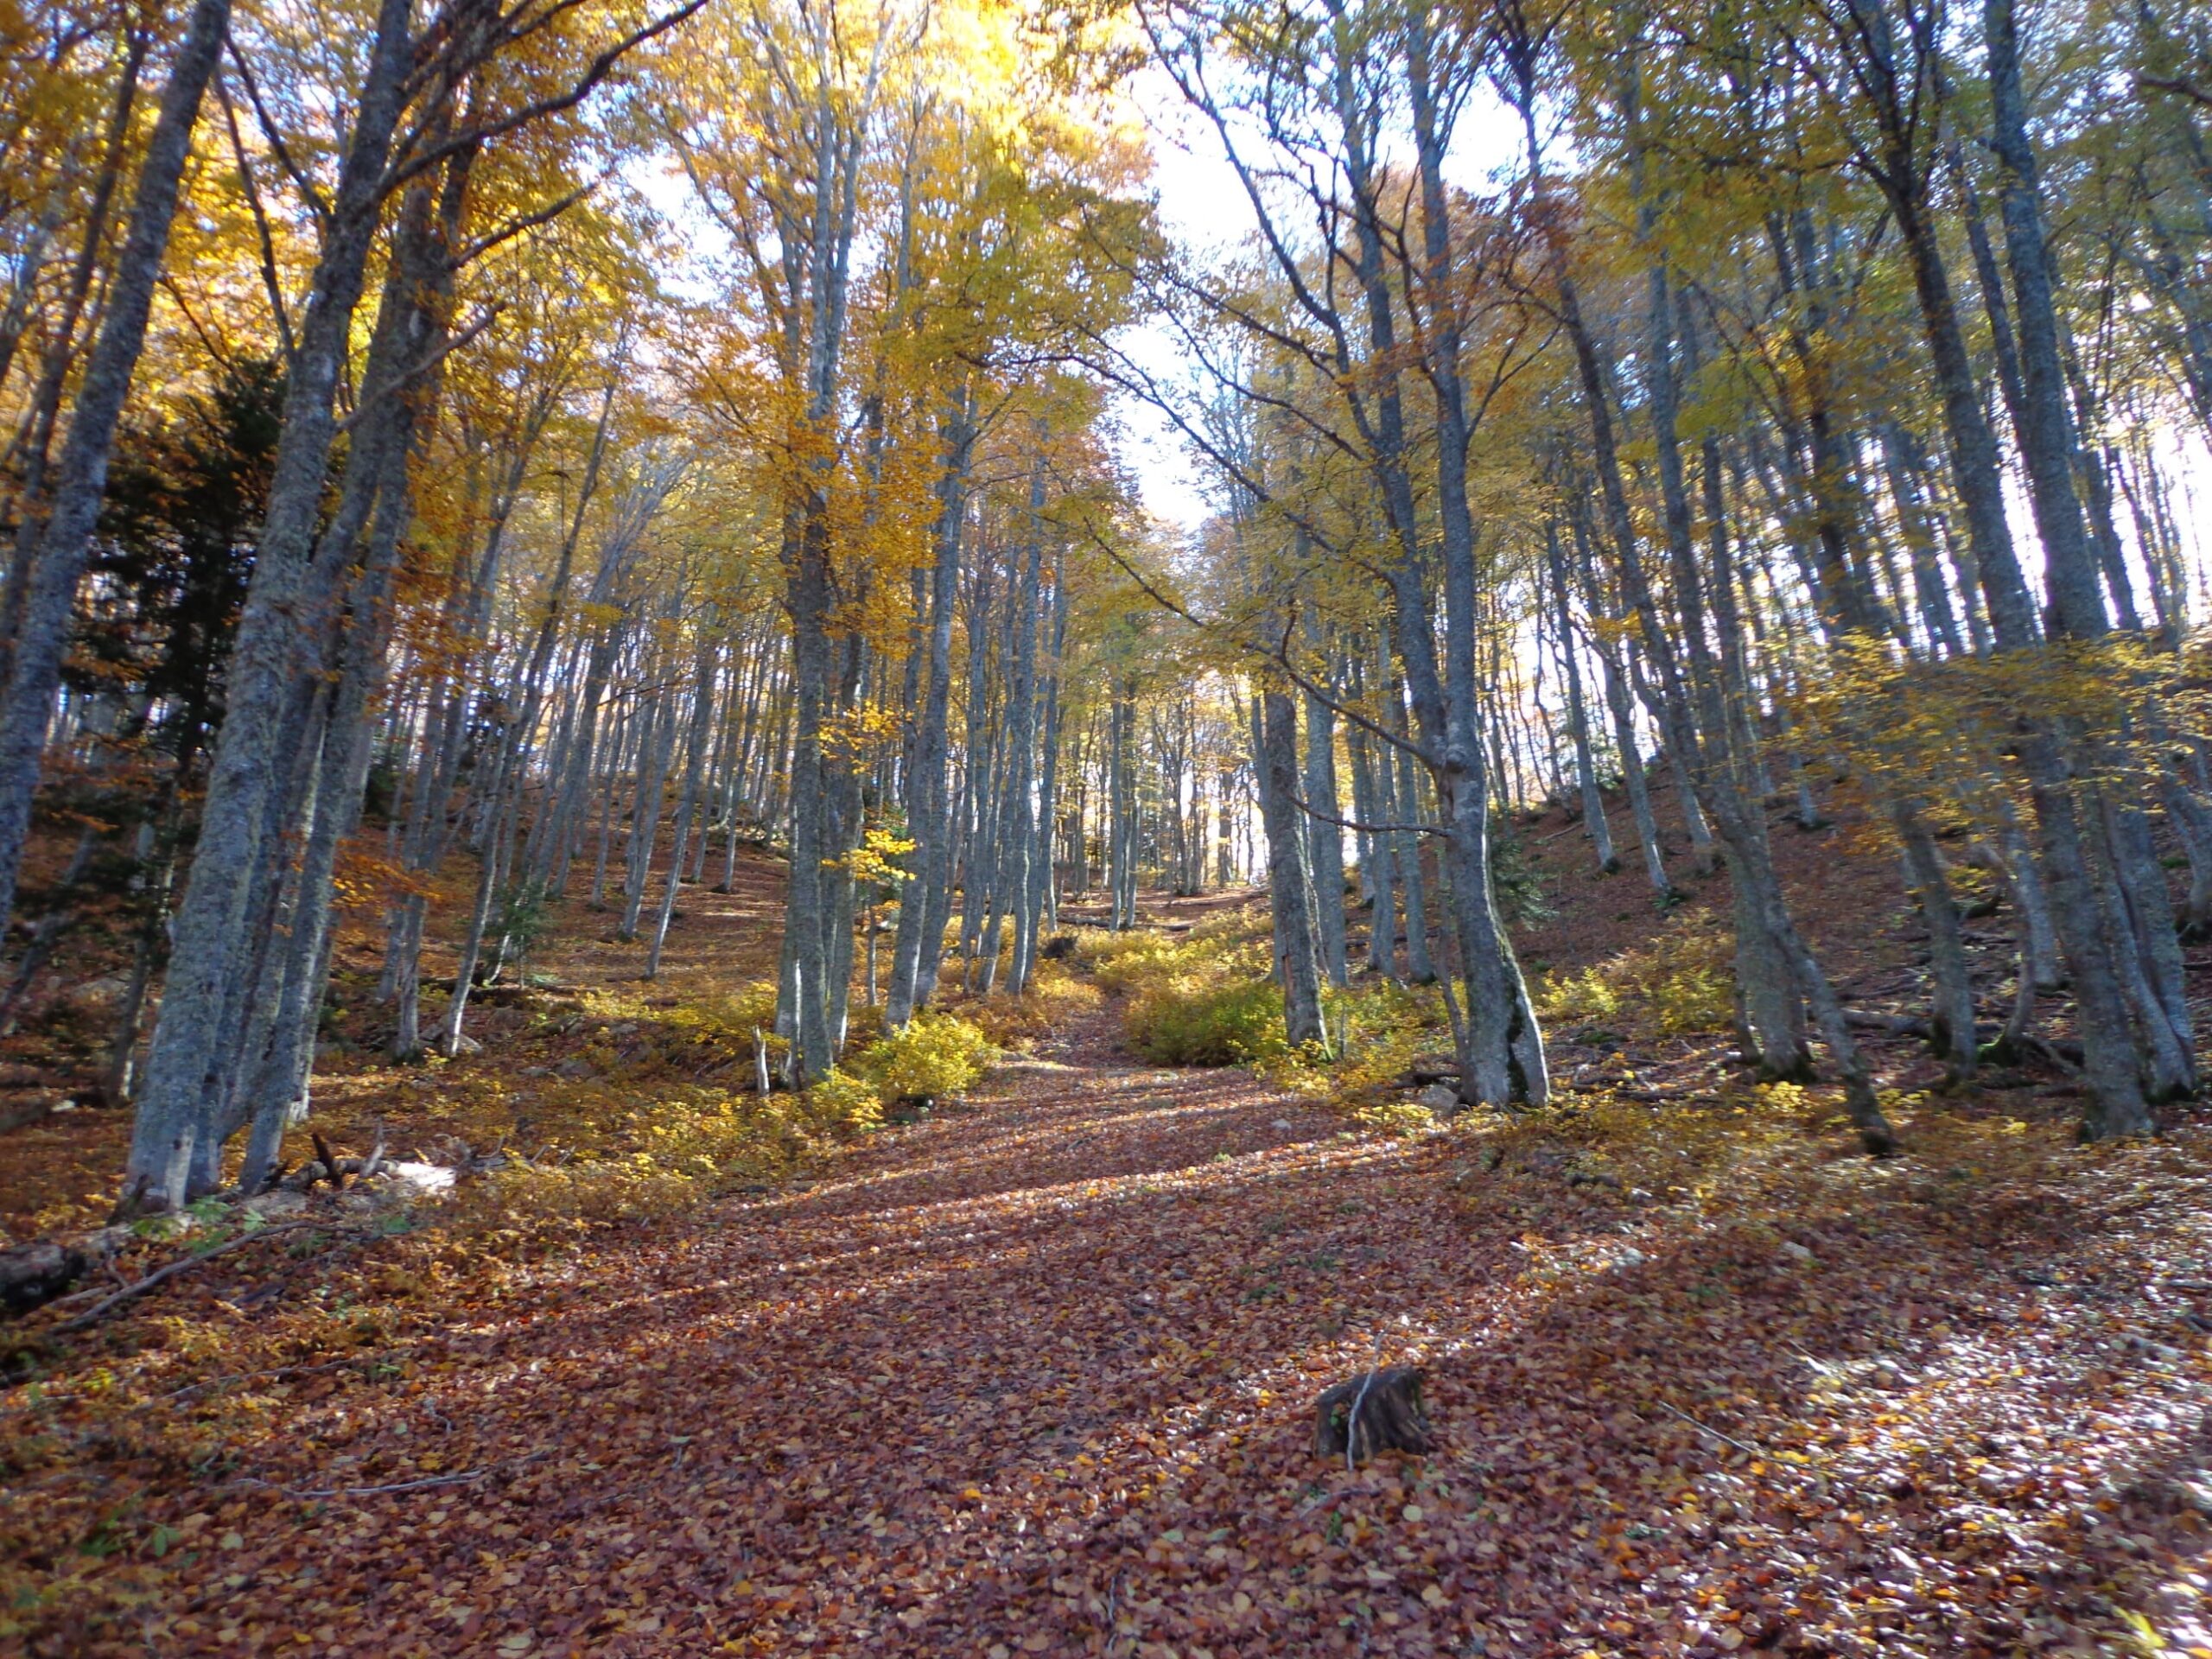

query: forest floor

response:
[5,791,2212,1656]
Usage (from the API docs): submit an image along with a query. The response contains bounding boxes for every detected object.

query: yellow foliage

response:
[1535,965,1621,1026]
[952,959,1103,1048]
[1536,914,1733,1038]
[851,1013,996,1106]
[800,1070,886,1135]
[451,1070,890,1241]
[1789,632,2212,834]
[1268,978,1448,1102]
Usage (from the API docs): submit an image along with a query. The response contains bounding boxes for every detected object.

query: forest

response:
[0,0,2209,1649]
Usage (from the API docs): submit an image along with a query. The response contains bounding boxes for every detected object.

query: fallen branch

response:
[1657,1402,1758,1456]
[1560,1080,1686,1103]
[1841,1010,2086,1073]
[54,1223,327,1333]
[232,1451,546,1501]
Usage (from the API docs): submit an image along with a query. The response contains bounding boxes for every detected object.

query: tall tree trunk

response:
[0,0,231,942]
[1259,684,1322,1047]
[646,632,721,979]
[122,0,421,1206]
[1548,520,1617,874]
[1301,645,1349,985]
[886,392,970,1026]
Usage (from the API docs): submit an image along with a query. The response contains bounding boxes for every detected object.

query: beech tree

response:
[0,0,2206,1219]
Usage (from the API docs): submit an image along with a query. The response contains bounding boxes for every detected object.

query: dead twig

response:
[231,1451,546,1501]
[1657,1402,1759,1456]
[54,1223,332,1333]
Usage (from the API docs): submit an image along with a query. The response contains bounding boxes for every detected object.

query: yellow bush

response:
[954,960,1102,1047]
[1351,1097,1441,1136]
[852,1012,995,1106]
[725,979,781,1035]
[1073,909,1273,996]
[663,978,788,1063]
[1271,980,1449,1100]
[1646,931,1734,1034]
[448,1076,859,1241]
[1126,977,1286,1065]
[1532,915,1733,1039]
[469,1154,705,1229]
[1077,928,1198,994]
[1536,964,1620,1026]
[798,1068,884,1135]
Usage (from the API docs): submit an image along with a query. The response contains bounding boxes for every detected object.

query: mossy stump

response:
[1312,1365,1432,1464]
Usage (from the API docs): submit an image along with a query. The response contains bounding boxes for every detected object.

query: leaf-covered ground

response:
[8,793,2212,1656]
[10,989,2212,1656]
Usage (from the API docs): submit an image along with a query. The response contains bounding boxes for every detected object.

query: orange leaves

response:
[331,834,438,914]
[12,839,2212,1657]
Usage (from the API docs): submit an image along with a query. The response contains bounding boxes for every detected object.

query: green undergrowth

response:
[1535,908,1735,1039]
[442,988,1003,1244]
[1067,896,1742,1144]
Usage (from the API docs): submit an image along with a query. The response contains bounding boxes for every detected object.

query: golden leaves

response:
[1788,632,2212,820]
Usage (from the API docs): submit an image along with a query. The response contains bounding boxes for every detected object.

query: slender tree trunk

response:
[1259,684,1322,1046]
[0,0,231,942]
[646,632,721,978]
[1548,521,1616,873]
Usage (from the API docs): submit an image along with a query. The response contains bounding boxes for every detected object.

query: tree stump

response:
[0,1238,86,1316]
[1312,1365,1432,1464]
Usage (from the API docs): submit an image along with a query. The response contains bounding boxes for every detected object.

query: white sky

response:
[627,52,2210,616]
[1116,61,1533,533]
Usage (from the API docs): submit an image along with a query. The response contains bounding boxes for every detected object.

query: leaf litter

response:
[3,854,2210,1656]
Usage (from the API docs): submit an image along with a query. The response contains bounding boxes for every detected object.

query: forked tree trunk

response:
[123,0,416,1207]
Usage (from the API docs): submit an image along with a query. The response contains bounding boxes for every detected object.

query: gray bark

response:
[1301,650,1349,985]
[1259,685,1323,1047]
[0,0,230,942]
[1547,520,1616,874]
[122,0,416,1206]
[885,394,970,1026]
[646,632,721,978]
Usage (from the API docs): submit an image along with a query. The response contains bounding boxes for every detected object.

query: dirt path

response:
[148,1007,1516,1657]
[93,995,2212,1658]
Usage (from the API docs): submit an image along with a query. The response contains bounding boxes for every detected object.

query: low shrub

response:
[1267,978,1450,1101]
[448,1061,894,1241]
[1074,908,1274,994]
[697,979,788,1065]
[851,1012,995,1107]
[1127,977,1288,1066]
[1536,964,1621,1026]
[1649,954,1732,1034]
[953,961,1102,1048]
[1533,914,1733,1040]
[799,1068,886,1134]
